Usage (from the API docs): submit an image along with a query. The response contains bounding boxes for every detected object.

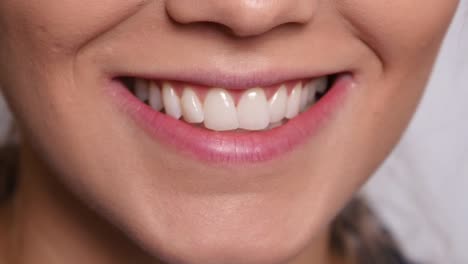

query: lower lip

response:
[108,75,353,164]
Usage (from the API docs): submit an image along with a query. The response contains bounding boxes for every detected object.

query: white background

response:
[0,1,467,263]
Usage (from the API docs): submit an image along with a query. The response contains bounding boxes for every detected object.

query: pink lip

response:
[112,69,333,90]
[108,74,353,164]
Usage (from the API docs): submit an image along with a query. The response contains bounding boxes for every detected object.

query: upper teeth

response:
[131,78,328,131]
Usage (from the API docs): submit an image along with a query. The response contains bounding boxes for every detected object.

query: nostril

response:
[165,0,316,38]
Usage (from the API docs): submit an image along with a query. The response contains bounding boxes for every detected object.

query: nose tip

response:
[166,0,316,37]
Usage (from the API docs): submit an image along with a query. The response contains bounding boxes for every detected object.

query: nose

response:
[165,0,317,37]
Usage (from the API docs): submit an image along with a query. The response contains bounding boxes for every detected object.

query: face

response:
[0,1,459,264]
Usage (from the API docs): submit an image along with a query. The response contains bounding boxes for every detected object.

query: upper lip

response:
[114,68,339,90]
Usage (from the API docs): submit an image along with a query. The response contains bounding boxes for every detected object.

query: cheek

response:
[0,0,145,55]
[340,0,459,69]
[0,0,147,135]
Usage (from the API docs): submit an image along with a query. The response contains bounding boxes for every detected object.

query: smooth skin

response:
[0,1,459,264]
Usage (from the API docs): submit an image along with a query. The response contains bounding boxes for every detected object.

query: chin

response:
[135,221,321,264]
[107,190,334,264]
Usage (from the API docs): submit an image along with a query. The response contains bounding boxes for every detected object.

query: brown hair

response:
[330,197,415,263]
[0,142,414,264]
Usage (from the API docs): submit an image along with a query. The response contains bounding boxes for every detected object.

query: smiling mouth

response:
[112,73,350,163]
[119,75,335,132]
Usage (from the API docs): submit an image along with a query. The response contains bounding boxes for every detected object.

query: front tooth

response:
[268,85,287,123]
[181,87,204,123]
[162,82,182,119]
[149,82,163,111]
[237,88,269,130]
[267,121,284,130]
[135,79,149,102]
[285,83,302,119]
[204,88,239,131]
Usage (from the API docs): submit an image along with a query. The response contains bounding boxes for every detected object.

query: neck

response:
[1,142,340,264]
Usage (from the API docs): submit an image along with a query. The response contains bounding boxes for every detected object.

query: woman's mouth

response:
[121,77,331,131]
[110,73,353,163]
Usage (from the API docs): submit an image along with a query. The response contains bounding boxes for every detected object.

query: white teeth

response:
[149,82,163,111]
[132,78,328,131]
[237,88,270,130]
[162,82,182,119]
[285,83,302,119]
[267,121,284,130]
[268,85,288,123]
[181,87,204,123]
[135,79,149,102]
[203,88,239,131]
